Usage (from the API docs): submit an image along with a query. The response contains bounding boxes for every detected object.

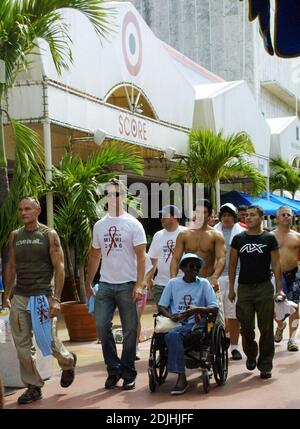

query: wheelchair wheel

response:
[148,334,168,388]
[212,324,228,386]
[148,369,157,392]
[202,370,210,394]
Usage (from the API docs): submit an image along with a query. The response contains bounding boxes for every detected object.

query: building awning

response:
[267,116,300,163]
[220,191,300,215]
[268,194,300,213]
[221,191,283,215]
[193,80,270,176]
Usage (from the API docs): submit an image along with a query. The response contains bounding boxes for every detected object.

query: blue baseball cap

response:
[179,253,205,269]
[159,204,181,218]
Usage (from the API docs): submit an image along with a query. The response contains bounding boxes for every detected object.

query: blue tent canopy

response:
[220,191,250,208]
[221,191,283,215]
[221,191,300,215]
[268,194,300,215]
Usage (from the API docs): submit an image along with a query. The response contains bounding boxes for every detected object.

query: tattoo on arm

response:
[53,234,62,252]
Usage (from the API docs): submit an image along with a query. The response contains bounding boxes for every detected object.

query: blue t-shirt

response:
[158,276,218,325]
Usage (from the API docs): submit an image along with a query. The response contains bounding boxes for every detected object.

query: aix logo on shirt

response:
[240,243,267,254]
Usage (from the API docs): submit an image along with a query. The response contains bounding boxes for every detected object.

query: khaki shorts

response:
[218,276,238,319]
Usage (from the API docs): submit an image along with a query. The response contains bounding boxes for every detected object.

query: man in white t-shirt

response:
[146,205,186,306]
[214,203,245,360]
[85,179,147,391]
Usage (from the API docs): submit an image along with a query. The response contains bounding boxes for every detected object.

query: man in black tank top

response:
[228,205,285,379]
[2,197,77,405]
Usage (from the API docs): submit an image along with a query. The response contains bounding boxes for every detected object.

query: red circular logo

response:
[122,11,143,76]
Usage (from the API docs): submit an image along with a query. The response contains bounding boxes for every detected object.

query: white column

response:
[43,120,53,228]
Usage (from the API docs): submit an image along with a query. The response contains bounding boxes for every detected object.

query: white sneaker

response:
[274,321,287,343]
[287,338,299,352]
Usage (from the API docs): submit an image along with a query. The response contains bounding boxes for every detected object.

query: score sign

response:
[118,113,147,142]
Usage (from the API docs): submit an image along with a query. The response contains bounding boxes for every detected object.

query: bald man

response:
[3,197,76,405]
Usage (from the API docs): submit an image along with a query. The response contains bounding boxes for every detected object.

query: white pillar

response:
[43,120,53,228]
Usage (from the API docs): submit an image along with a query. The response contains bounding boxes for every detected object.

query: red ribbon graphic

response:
[194,314,201,325]
[165,239,174,262]
[106,226,118,256]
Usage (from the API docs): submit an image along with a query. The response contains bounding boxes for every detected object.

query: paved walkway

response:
[3,304,300,409]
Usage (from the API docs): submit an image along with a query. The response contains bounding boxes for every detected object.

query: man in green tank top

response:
[2,196,77,405]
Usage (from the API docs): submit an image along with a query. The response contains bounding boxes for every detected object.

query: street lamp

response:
[94,128,107,146]
[165,147,177,161]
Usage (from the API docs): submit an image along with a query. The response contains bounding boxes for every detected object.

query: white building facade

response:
[121,0,299,119]
[5,1,293,220]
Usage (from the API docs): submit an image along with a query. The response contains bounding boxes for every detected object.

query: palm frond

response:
[0,120,44,247]
[0,0,114,86]
[223,159,266,196]
[270,157,300,196]
[168,128,265,205]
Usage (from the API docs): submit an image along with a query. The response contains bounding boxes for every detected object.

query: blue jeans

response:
[164,323,195,373]
[95,281,138,379]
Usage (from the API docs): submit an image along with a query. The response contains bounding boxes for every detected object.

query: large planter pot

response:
[61,301,97,342]
[61,278,80,302]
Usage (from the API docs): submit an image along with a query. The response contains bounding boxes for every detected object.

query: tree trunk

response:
[64,241,80,302]
[0,94,9,209]
[210,185,217,210]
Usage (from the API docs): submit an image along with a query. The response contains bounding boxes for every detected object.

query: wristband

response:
[52,296,61,304]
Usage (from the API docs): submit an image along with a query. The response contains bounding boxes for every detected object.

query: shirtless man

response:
[170,199,226,282]
[170,199,226,324]
[273,206,300,351]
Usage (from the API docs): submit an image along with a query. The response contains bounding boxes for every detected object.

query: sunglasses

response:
[281,213,292,217]
[104,191,125,197]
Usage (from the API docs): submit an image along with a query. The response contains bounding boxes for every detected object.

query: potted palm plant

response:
[49,141,144,341]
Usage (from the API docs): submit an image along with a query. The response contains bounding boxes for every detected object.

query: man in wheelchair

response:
[158,253,218,395]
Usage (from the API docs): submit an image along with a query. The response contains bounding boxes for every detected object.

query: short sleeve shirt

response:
[231,231,279,284]
[92,212,146,283]
[148,226,186,285]
[158,276,218,325]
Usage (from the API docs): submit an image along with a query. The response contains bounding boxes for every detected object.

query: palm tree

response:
[48,141,144,303]
[168,128,266,208]
[0,120,44,249]
[270,157,300,198]
[0,0,112,212]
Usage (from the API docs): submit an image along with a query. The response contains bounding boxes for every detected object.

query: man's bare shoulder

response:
[211,228,225,241]
[273,227,300,236]
[179,229,196,237]
[47,228,58,237]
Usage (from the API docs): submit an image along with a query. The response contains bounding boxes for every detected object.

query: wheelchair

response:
[148,312,228,394]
